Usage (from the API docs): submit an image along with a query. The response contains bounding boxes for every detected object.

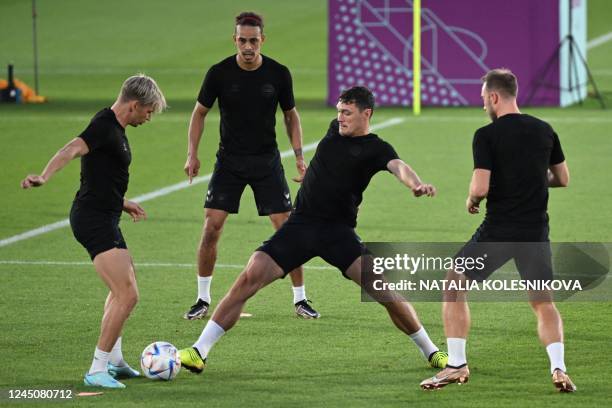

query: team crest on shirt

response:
[261,83,275,97]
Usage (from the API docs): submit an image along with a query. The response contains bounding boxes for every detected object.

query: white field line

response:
[0,117,405,248]
[591,69,612,76]
[588,31,612,50]
[0,260,336,270]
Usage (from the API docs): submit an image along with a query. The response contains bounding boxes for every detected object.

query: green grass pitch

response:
[1,1,611,406]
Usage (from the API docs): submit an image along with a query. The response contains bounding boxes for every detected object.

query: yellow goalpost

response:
[412,0,421,115]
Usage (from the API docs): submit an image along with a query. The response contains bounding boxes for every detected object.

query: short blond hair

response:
[118,74,167,113]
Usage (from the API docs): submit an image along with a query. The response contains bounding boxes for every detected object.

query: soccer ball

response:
[140,341,181,381]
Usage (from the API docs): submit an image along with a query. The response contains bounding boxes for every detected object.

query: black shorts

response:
[257,214,364,278]
[69,202,127,260]
[456,221,552,282]
[205,150,292,216]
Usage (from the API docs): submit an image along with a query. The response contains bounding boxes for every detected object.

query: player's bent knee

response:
[225,273,261,303]
[130,287,140,307]
[204,218,224,233]
[442,269,468,302]
[124,292,139,311]
[114,283,139,310]
[247,252,284,281]
[202,222,223,242]
[224,252,283,302]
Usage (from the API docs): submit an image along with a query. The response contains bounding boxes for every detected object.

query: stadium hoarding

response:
[328,0,587,107]
[360,242,611,302]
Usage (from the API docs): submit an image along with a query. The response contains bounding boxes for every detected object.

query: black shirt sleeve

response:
[78,119,113,152]
[549,131,565,165]
[374,141,400,172]
[278,66,296,112]
[197,66,219,109]
[472,128,493,170]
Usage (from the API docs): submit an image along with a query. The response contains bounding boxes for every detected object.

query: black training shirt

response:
[473,113,565,225]
[294,119,399,227]
[198,55,295,155]
[75,108,131,214]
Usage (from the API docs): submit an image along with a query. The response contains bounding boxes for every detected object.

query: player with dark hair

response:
[420,68,575,392]
[21,74,167,389]
[235,11,264,29]
[183,11,320,320]
[178,86,449,374]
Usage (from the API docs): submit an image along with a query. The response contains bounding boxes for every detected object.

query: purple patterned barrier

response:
[328,0,587,107]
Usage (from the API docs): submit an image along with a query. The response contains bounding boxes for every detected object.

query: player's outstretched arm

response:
[20,137,89,189]
[466,168,491,214]
[184,102,210,184]
[283,107,307,183]
[387,159,436,197]
[547,161,569,188]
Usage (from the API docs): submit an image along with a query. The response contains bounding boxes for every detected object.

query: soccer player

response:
[21,75,166,389]
[182,11,319,320]
[420,69,575,392]
[178,86,449,373]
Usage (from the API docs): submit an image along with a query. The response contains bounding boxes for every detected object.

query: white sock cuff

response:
[89,347,110,374]
[197,276,213,303]
[193,320,226,358]
[109,336,126,366]
[546,342,566,374]
[408,326,426,339]
[292,285,306,304]
[447,337,467,367]
[208,320,225,335]
[408,326,438,359]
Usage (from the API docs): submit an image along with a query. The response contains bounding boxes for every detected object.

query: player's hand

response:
[466,196,480,214]
[21,175,46,189]
[292,157,307,183]
[123,200,147,222]
[412,183,436,197]
[184,156,201,184]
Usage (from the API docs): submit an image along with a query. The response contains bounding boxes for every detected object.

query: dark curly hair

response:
[338,86,375,114]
